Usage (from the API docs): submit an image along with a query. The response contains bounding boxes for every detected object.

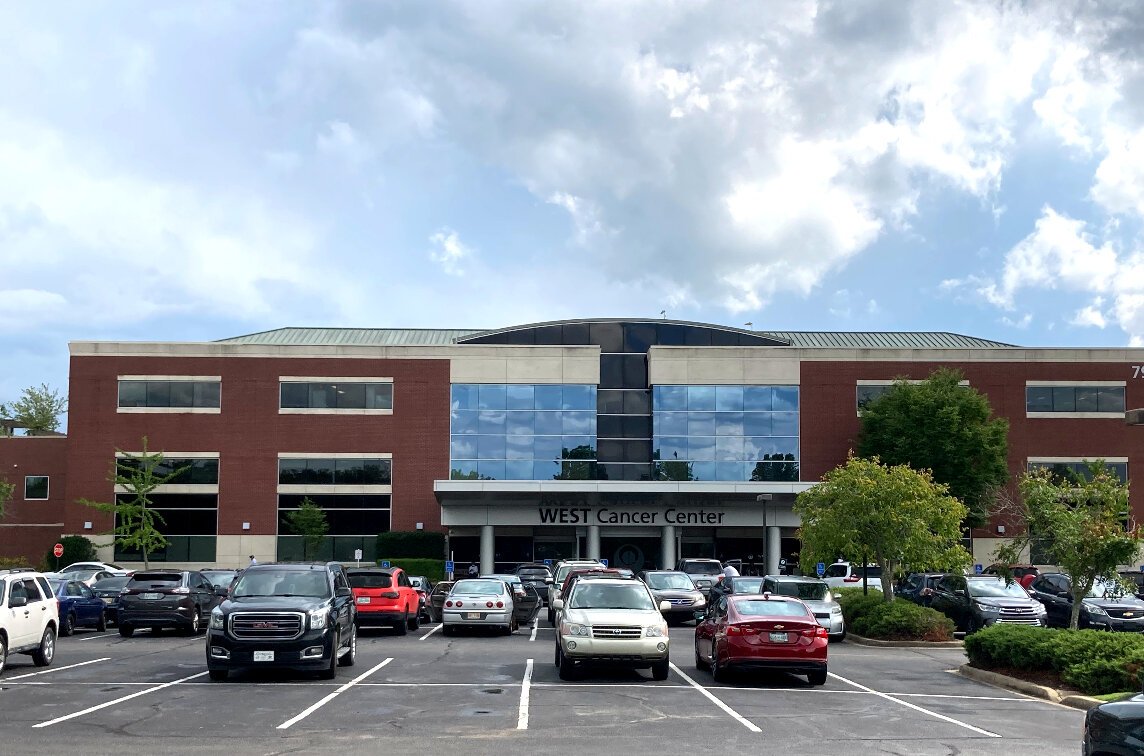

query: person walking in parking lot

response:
[723,562,740,578]
[467,563,478,577]
[249,555,258,565]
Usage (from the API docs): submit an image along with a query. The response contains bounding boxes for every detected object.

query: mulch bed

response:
[968,663,1080,694]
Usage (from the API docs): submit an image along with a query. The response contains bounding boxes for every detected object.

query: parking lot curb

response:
[957,664,1066,704]
[1058,694,1105,711]
[844,633,963,648]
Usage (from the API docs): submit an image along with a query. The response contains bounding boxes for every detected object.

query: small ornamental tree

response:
[795,455,972,602]
[285,497,329,560]
[857,368,1009,528]
[0,383,68,434]
[994,462,1140,630]
[77,437,188,569]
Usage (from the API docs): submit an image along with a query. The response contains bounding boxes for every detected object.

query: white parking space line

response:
[517,658,533,730]
[669,663,762,733]
[887,693,1034,702]
[4,657,111,680]
[78,634,109,641]
[33,671,208,728]
[529,616,538,642]
[829,672,1001,738]
[419,624,442,641]
[277,658,392,730]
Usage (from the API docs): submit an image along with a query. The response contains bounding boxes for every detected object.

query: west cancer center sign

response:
[440,494,767,528]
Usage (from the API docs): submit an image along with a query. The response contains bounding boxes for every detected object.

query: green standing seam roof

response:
[217,327,1017,349]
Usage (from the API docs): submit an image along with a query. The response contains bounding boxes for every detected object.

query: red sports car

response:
[694,593,828,685]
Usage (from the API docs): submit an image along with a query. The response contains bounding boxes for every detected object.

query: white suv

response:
[1,568,60,675]
[822,562,884,591]
[553,577,671,681]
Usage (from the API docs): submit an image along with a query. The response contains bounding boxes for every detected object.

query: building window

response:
[279,378,393,413]
[652,385,799,482]
[116,457,219,485]
[1027,459,1128,484]
[278,458,391,485]
[856,379,970,413]
[1026,384,1125,416]
[24,476,48,500]
[113,493,218,562]
[449,384,598,480]
[276,494,390,562]
[117,378,221,411]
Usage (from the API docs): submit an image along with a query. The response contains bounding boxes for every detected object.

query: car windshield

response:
[682,562,723,575]
[348,573,392,589]
[555,564,598,583]
[517,569,550,580]
[202,571,236,588]
[63,569,101,580]
[645,573,695,590]
[451,580,505,595]
[484,575,522,586]
[1088,580,1131,599]
[93,576,130,591]
[127,572,182,588]
[730,577,765,593]
[48,580,66,595]
[736,599,811,617]
[569,583,655,610]
[232,570,331,598]
[967,579,1029,598]
[769,581,829,601]
[409,577,427,588]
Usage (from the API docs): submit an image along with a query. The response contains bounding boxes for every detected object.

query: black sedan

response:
[1028,573,1144,631]
[1085,694,1144,755]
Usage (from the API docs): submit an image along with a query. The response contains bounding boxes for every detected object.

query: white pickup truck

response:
[821,562,884,591]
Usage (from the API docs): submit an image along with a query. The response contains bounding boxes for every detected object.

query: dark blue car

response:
[50,579,108,635]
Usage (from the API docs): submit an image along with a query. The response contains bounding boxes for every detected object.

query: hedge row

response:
[964,623,1144,695]
[377,558,447,583]
[834,588,956,642]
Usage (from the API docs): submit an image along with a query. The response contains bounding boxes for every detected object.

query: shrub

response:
[0,555,34,569]
[375,531,445,559]
[833,589,954,641]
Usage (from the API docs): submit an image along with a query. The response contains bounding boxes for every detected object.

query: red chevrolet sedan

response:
[694,593,828,685]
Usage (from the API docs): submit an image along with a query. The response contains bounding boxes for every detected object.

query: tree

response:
[555,444,597,480]
[0,383,68,434]
[795,455,972,601]
[857,368,1009,528]
[285,497,329,560]
[994,462,1139,630]
[77,437,187,569]
[0,478,13,520]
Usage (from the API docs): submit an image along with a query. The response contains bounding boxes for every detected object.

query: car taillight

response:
[495,601,504,608]
[455,600,463,607]
[381,591,399,599]
[806,626,829,638]
[445,600,453,607]
[486,601,494,608]
[843,576,861,582]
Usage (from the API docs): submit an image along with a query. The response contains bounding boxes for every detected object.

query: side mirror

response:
[954,589,967,597]
[545,577,553,584]
[659,600,671,613]
[9,596,27,608]
[214,586,228,597]
[552,599,564,610]
[336,586,352,598]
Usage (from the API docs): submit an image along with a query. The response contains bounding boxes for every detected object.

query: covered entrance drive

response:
[435,480,811,574]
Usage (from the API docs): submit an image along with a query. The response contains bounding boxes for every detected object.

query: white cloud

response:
[316,120,373,167]
[1001,313,1033,329]
[1071,299,1108,328]
[429,228,472,276]
[1091,125,1144,216]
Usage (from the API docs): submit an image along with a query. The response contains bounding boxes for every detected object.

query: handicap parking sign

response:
[381,560,391,568]
[445,560,455,573]
[543,559,553,566]
[600,558,609,567]
[816,562,825,577]
[974,564,983,574]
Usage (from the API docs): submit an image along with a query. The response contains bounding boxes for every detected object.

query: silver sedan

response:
[442,579,517,635]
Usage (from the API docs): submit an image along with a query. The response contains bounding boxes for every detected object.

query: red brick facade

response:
[0,436,68,564]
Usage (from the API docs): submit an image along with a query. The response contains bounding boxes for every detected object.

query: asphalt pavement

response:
[0,618,1084,755]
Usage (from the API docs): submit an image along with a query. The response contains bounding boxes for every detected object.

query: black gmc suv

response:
[205,562,357,681]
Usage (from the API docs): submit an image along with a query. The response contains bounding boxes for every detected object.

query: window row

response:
[654,411,799,438]
[117,457,219,485]
[451,384,597,411]
[1027,460,1127,483]
[654,458,799,482]
[653,385,799,412]
[450,435,596,461]
[280,382,392,410]
[278,458,392,485]
[118,380,220,409]
[451,409,596,435]
[450,460,600,481]
[277,494,390,535]
[1026,386,1125,414]
[654,437,799,462]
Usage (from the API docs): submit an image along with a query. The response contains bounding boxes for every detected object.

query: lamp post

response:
[756,494,773,576]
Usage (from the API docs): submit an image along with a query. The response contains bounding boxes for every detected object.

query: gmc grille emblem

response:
[253,622,277,629]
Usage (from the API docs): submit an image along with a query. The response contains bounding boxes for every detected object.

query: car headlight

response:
[210,608,224,629]
[1084,604,1108,616]
[974,602,1001,615]
[561,622,591,637]
[646,623,668,638]
[1034,602,1047,615]
[309,609,328,630]
[830,605,842,614]
[693,597,706,606]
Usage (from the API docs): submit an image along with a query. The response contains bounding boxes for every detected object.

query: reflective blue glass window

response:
[533,460,561,479]
[532,435,563,461]
[688,412,716,436]
[715,412,744,437]
[716,461,748,481]
[562,436,594,456]
[452,409,479,435]
[477,460,506,480]
[505,435,533,460]
[478,410,506,434]
[689,436,716,461]
[534,385,563,410]
[477,435,507,459]
[691,462,716,481]
[715,386,744,411]
[687,386,716,411]
[743,413,771,436]
[743,386,772,411]
[655,412,688,436]
[562,410,595,434]
[450,436,477,459]
[478,384,507,410]
[773,387,799,411]
[450,460,478,479]
[653,385,687,411]
[534,411,563,435]
[772,412,798,436]
[505,461,533,479]
[562,385,595,410]
[506,411,535,435]
[716,436,745,460]
[506,384,534,410]
[656,436,687,460]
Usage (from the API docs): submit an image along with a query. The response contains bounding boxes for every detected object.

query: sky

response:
[4,1,1144,417]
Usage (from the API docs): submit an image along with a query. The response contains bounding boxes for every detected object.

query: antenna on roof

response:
[744,322,753,328]
[660,310,666,319]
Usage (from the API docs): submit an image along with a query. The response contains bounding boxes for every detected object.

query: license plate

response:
[356,597,370,604]
[141,593,162,600]
[253,651,274,662]
[768,632,788,643]
[465,612,481,620]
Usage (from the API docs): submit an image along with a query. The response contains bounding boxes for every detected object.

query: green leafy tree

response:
[653,449,695,481]
[0,383,68,434]
[795,456,972,601]
[994,462,1139,629]
[555,444,597,480]
[77,437,188,569]
[286,497,329,560]
[857,368,1009,528]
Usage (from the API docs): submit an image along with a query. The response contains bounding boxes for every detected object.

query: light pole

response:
[756,494,773,576]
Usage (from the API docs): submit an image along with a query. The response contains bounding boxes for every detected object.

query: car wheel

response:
[711,651,728,683]
[554,643,561,668]
[442,624,454,637]
[547,607,555,625]
[0,634,7,676]
[97,612,107,632]
[60,612,75,637]
[394,609,409,636]
[339,624,357,667]
[318,631,339,680]
[807,668,828,686]
[187,610,201,636]
[558,646,579,681]
[651,658,670,681]
[694,639,705,671]
[966,616,981,635]
[152,627,162,635]
[118,624,134,638]
[407,607,420,632]
[32,626,56,667]
[208,669,228,682]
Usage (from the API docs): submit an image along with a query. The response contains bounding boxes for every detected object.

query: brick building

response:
[2,319,1141,573]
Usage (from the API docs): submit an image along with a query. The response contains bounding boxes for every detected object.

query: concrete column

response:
[480,525,495,575]
[587,525,601,561]
[766,525,781,576]
[661,524,676,569]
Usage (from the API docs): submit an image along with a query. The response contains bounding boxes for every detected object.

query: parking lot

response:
[0,620,1083,756]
